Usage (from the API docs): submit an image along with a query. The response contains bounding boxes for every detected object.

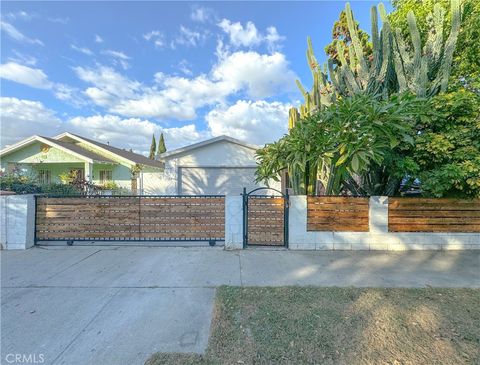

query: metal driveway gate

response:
[242,187,288,248]
[35,195,225,245]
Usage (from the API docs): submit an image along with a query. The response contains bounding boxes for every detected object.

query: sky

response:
[0,1,391,155]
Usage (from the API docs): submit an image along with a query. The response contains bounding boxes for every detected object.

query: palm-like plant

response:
[256,93,429,195]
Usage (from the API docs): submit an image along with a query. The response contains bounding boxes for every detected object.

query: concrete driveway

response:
[1,246,479,365]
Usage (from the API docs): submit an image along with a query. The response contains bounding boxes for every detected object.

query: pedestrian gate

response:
[243,187,288,248]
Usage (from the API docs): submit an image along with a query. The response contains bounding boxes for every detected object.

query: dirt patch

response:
[146,287,480,365]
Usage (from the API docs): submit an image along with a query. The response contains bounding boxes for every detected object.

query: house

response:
[0,132,163,193]
[147,135,279,195]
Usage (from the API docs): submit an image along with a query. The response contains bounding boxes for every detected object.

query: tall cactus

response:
[290,0,461,127]
[389,0,461,96]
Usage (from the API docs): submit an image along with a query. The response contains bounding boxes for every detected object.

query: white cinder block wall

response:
[289,196,480,251]
[0,195,35,250]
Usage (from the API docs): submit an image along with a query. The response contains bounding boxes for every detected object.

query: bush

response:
[0,173,42,194]
[40,183,81,196]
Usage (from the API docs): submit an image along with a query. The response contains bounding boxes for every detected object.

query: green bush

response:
[0,173,42,194]
[40,183,81,196]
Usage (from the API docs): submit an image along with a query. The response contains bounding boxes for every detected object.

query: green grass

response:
[146,287,480,365]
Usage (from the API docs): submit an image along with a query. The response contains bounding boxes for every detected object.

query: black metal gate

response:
[242,187,288,248]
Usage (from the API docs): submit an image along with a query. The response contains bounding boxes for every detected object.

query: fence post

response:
[369,196,389,233]
[224,195,244,250]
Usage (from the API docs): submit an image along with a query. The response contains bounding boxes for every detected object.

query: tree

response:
[412,89,480,197]
[157,133,166,156]
[148,134,156,160]
[324,10,373,67]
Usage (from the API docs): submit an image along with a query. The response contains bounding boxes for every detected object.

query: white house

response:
[142,135,279,195]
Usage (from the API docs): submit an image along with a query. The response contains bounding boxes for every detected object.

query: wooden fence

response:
[247,196,285,246]
[307,196,369,232]
[35,196,225,241]
[388,198,480,232]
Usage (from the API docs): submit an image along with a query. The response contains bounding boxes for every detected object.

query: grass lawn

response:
[146,287,480,365]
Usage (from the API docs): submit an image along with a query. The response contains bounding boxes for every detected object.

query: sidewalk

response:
[2,246,479,365]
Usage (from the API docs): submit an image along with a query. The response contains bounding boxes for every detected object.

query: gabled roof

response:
[56,133,163,168]
[41,137,117,163]
[0,135,115,163]
[157,135,260,160]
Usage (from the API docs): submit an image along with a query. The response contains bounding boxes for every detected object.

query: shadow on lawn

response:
[145,286,480,365]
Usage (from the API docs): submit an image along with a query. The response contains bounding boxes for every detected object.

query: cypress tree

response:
[157,132,166,156]
[148,134,156,159]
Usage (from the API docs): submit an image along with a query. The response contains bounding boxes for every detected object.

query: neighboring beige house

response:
[147,135,279,195]
[0,132,163,193]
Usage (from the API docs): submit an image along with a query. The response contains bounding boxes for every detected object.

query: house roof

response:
[1,133,164,169]
[157,135,260,160]
[40,137,117,163]
[60,133,164,168]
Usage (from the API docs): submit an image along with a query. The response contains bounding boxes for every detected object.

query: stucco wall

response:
[0,195,35,250]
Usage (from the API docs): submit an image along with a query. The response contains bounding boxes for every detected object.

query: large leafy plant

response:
[256,93,429,195]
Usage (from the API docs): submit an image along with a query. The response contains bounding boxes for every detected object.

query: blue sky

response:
[1,1,391,154]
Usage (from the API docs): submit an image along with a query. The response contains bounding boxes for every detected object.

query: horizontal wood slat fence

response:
[35,196,225,241]
[388,198,480,232]
[307,196,369,232]
[247,197,285,245]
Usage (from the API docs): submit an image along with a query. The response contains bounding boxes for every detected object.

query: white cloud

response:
[190,6,214,23]
[0,62,84,106]
[171,26,208,48]
[0,97,209,153]
[102,50,130,60]
[206,100,289,145]
[102,49,131,69]
[74,50,296,121]
[0,20,44,46]
[143,30,165,48]
[67,115,209,153]
[178,59,193,76]
[0,62,52,89]
[212,51,297,98]
[217,19,284,50]
[94,34,103,43]
[8,50,37,66]
[70,44,93,56]
[48,17,69,24]
[0,97,62,147]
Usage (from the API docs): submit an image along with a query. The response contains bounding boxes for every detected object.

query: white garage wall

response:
[142,139,280,195]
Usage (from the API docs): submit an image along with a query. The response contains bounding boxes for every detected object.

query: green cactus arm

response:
[345,3,370,85]
[438,0,461,92]
[370,5,382,73]
[336,41,361,94]
[295,80,308,98]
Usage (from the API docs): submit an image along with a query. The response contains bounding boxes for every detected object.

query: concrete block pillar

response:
[0,194,36,250]
[369,196,389,233]
[224,195,243,250]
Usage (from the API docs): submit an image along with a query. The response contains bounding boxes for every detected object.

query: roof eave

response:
[158,135,260,160]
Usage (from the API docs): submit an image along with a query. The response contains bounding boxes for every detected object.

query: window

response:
[38,170,51,184]
[99,170,113,183]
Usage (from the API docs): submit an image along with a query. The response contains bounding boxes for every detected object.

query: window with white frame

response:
[99,170,113,183]
[38,170,51,184]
